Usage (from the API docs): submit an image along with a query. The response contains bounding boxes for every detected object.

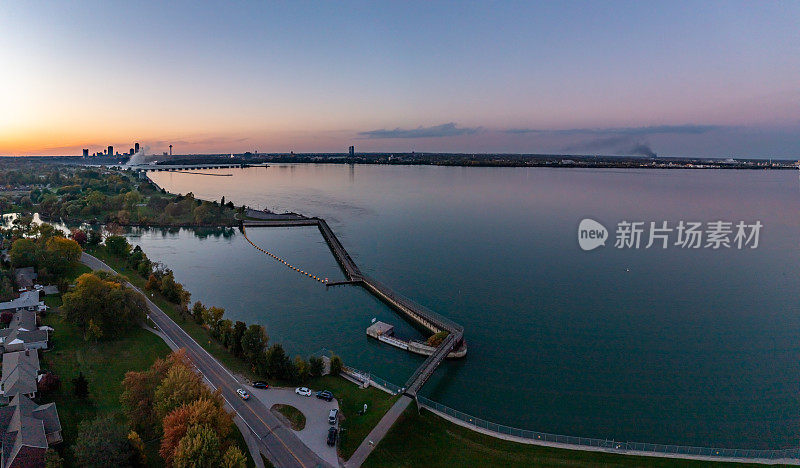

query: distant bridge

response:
[129,163,248,172]
[241,216,465,397]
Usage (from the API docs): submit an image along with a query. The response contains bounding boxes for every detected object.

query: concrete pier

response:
[242,216,466,397]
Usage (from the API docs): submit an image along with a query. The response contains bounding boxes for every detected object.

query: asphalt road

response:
[81,253,331,468]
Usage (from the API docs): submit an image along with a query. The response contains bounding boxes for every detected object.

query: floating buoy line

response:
[241,226,328,284]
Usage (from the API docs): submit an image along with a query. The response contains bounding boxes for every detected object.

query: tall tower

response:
[107,145,113,157]
[169,144,173,156]
[134,142,140,153]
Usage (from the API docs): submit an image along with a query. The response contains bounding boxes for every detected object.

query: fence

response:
[322,356,800,462]
[416,395,800,461]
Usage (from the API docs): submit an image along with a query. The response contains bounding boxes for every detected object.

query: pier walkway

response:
[241,217,465,398]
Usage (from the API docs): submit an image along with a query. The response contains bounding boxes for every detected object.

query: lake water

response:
[138,164,800,449]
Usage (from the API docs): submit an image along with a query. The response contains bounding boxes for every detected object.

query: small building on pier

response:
[366,321,394,339]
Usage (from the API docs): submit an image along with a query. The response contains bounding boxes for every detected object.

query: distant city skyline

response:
[1,1,798,158]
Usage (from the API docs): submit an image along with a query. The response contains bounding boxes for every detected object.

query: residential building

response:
[0,311,48,354]
[0,394,62,468]
[0,292,43,315]
[0,351,40,403]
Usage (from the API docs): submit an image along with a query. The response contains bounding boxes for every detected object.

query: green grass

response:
[272,404,306,431]
[308,375,397,460]
[64,262,92,283]
[363,405,777,468]
[40,306,172,467]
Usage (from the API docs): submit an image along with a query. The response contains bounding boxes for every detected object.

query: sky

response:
[1,1,798,158]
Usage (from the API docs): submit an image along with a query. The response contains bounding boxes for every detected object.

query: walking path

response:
[345,395,412,468]
[80,252,332,468]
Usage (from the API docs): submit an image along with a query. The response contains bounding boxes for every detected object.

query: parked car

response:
[315,390,333,401]
[328,408,338,425]
[236,388,250,400]
[295,387,312,397]
[253,381,269,389]
[327,427,338,446]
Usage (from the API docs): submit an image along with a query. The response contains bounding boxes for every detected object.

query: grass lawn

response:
[308,375,398,460]
[272,404,306,431]
[40,308,172,467]
[363,405,777,468]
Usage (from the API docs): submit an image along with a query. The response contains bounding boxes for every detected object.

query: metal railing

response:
[415,395,800,461]
[329,360,800,462]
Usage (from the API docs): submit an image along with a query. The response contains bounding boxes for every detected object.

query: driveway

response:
[248,386,341,467]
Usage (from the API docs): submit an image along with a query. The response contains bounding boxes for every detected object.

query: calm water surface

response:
[138,165,800,449]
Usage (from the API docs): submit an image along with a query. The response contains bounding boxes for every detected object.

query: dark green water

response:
[137,164,800,449]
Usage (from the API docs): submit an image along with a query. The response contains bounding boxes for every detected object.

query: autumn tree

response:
[220,446,247,468]
[160,397,232,466]
[73,416,136,468]
[172,425,221,468]
[154,364,211,420]
[62,273,147,339]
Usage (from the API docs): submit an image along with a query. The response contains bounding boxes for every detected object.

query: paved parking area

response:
[248,386,341,467]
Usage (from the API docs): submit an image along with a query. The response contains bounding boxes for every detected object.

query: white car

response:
[236,388,250,400]
[295,387,312,397]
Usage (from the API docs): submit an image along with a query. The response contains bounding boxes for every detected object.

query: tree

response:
[71,229,88,246]
[218,319,233,347]
[39,236,82,277]
[105,235,131,257]
[309,356,324,378]
[38,371,61,393]
[241,324,268,367]
[73,372,89,399]
[294,356,309,383]
[62,273,147,340]
[154,364,210,420]
[122,349,193,435]
[44,449,64,468]
[265,344,291,380]
[87,229,102,246]
[329,355,343,376]
[9,237,37,267]
[231,321,247,356]
[73,416,135,468]
[203,306,224,332]
[128,431,147,467]
[220,446,247,468]
[172,425,221,468]
[146,274,160,292]
[0,311,12,325]
[160,397,232,466]
[191,301,206,324]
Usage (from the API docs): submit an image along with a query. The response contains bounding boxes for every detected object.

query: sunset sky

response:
[1,1,798,158]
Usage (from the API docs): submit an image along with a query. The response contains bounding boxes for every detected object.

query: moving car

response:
[295,387,312,397]
[328,408,338,425]
[315,390,333,401]
[236,388,250,400]
[327,427,338,446]
[253,381,269,389]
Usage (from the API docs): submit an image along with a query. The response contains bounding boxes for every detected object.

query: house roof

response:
[0,351,39,398]
[0,292,40,313]
[0,395,59,468]
[0,311,48,352]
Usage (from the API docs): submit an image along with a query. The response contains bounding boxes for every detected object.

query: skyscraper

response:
[349,145,355,157]
[134,142,140,153]
[82,149,88,158]
[107,145,113,157]
[129,148,134,155]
